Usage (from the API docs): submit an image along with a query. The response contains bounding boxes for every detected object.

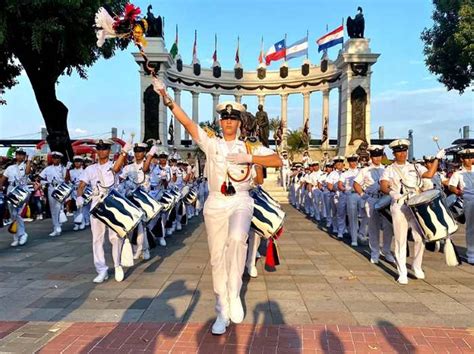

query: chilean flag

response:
[317,25,344,52]
[265,39,286,65]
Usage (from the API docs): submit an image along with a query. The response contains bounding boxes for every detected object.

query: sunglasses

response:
[133,147,146,152]
[96,146,110,151]
[238,136,258,143]
[220,117,240,121]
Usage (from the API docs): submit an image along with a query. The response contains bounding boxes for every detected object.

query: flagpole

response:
[324,24,328,56]
[341,17,345,48]
[284,33,287,62]
[306,29,309,59]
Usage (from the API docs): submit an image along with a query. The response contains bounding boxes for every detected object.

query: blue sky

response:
[0,0,472,157]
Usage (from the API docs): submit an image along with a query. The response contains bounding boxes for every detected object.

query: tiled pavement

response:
[0,205,473,352]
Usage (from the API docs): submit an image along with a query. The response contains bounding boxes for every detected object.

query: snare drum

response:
[406,190,458,242]
[250,188,285,239]
[7,185,31,208]
[374,195,392,224]
[82,186,94,205]
[445,194,465,224]
[90,189,144,238]
[52,182,74,203]
[184,189,198,205]
[128,187,163,222]
[159,191,175,212]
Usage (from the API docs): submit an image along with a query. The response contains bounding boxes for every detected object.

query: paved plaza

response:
[0,206,473,352]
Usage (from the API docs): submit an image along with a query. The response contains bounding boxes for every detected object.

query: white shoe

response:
[166,229,173,236]
[351,241,358,247]
[229,296,244,323]
[49,230,60,237]
[256,251,261,259]
[176,223,182,231]
[93,271,109,283]
[85,222,90,227]
[10,238,19,247]
[211,314,230,335]
[248,265,258,278]
[114,266,124,282]
[159,237,167,247]
[143,249,150,260]
[468,258,474,265]
[36,214,43,220]
[195,211,199,216]
[384,253,396,263]
[337,233,344,239]
[55,227,62,235]
[370,258,379,264]
[397,275,408,285]
[79,224,85,230]
[18,233,28,246]
[73,225,79,231]
[133,252,141,260]
[66,212,73,217]
[413,268,425,280]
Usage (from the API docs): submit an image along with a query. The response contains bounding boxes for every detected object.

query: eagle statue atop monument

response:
[347,7,365,38]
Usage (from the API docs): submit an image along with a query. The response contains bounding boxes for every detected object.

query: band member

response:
[380,139,444,284]
[423,155,448,192]
[76,139,129,283]
[120,143,155,261]
[320,162,334,226]
[152,76,282,335]
[326,156,345,237]
[353,145,395,263]
[69,156,86,231]
[449,148,474,264]
[306,162,323,220]
[40,151,68,237]
[169,147,181,161]
[0,148,31,246]
[302,150,312,168]
[338,154,361,246]
[280,150,291,191]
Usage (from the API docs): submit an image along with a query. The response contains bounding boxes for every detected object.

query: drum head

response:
[407,189,440,207]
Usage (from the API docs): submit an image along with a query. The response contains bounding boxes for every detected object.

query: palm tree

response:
[286,129,306,159]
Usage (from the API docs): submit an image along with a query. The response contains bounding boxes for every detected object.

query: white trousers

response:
[336,192,347,235]
[464,198,474,261]
[8,204,25,239]
[246,230,261,269]
[289,183,296,205]
[346,193,360,243]
[47,190,62,230]
[312,189,323,220]
[323,191,332,224]
[280,168,289,191]
[91,215,123,274]
[391,203,425,278]
[366,197,394,260]
[83,203,91,225]
[203,193,253,317]
[134,222,149,256]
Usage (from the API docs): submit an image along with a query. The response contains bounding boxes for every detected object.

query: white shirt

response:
[326,170,343,191]
[353,164,385,195]
[197,127,274,193]
[281,158,291,170]
[339,168,360,192]
[169,151,181,160]
[40,164,66,187]
[149,163,171,188]
[69,168,84,187]
[449,167,474,200]
[121,160,149,192]
[3,162,28,193]
[381,162,428,195]
[80,161,116,207]
[307,170,323,187]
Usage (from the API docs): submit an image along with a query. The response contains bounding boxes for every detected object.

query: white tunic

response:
[354,164,385,195]
[449,167,474,200]
[80,161,116,207]
[339,168,360,192]
[3,162,28,193]
[381,162,428,196]
[40,164,66,187]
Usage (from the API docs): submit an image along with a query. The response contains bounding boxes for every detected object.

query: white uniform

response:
[308,170,323,220]
[354,164,394,261]
[381,162,428,280]
[339,168,361,243]
[449,167,474,263]
[280,157,290,191]
[80,161,123,275]
[120,161,149,257]
[3,162,28,241]
[70,167,86,228]
[319,172,331,222]
[40,164,67,233]
[148,163,171,239]
[326,170,343,235]
[196,126,274,318]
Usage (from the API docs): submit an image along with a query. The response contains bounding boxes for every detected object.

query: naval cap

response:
[389,139,410,152]
[216,101,244,120]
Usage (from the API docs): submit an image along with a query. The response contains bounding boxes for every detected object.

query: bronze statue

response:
[255,104,270,147]
[241,104,256,137]
[145,5,163,38]
[347,7,365,38]
[302,119,310,148]
[143,85,160,141]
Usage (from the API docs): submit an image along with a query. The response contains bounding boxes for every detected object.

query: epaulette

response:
[202,125,218,139]
[245,140,262,155]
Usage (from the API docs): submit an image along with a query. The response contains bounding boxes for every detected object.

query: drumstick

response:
[432,136,441,151]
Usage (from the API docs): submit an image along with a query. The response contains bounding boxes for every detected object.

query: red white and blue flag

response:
[317,25,343,52]
[265,39,286,65]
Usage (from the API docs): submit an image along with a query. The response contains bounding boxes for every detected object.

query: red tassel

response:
[220,181,227,195]
[265,238,276,267]
[275,227,284,240]
[272,240,281,266]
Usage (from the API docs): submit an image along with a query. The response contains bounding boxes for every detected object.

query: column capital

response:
[173,87,181,93]
[303,92,310,99]
[280,93,289,99]
[191,91,199,98]
[211,92,220,98]
[323,89,330,96]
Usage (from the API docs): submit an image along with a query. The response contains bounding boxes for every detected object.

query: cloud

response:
[73,128,88,134]
[395,80,409,86]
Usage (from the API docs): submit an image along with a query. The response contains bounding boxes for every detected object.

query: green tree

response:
[421,0,473,93]
[0,0,127,158]
[286,129,306,159]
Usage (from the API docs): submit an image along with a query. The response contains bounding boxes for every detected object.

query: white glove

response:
[226,153,253,164]
[122,142,133,154]
[436,149,446,160]
[76,196,84,208]
[152,77,167,97]
[147,145,158,157]
[389,190,402,201]
[65,161,72,169]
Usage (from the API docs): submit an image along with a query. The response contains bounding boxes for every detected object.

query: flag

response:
[286,36,308,61]
[170,25,178,59]
[168,119,174,140]
[235,36,240,64]
[192,30,198,63]
[317,25,343,52]
[212,34,217,63]
[265,39,286,65]
[258,37,264,64]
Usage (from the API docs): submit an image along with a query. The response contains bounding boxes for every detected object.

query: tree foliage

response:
[286,129,306,158]
[421,0,473,93]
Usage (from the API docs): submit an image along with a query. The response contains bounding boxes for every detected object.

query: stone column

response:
[303,92,310,130]
[173,88,182,146]
[321,89,330,149]
[234,94,242,103]
[212,93,220,124]
[337,86,342,145]
[158,69,168,146]
[281,93,288,147]
[258,95,266,107]
[192,91,199,144]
